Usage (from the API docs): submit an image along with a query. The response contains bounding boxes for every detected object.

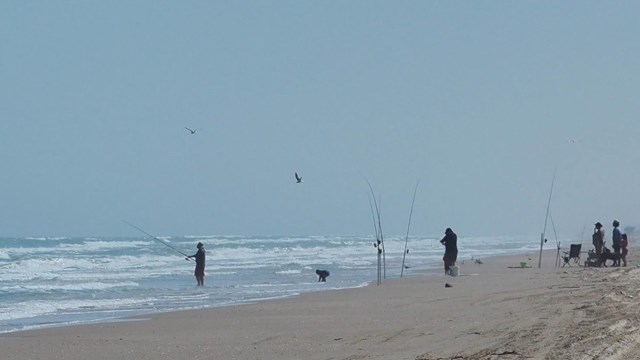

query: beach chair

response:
[561,244,582,267]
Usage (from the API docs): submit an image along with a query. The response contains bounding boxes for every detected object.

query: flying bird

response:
[295,172,303,183]
[184,127,197,134]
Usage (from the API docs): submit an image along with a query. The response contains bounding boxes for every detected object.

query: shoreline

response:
[1,244,546,335]
[4,248,639,359]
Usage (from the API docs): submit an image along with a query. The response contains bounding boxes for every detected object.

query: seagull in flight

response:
[295,172,303,183]
[184,127,197,134]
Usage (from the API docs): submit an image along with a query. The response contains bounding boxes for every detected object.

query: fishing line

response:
[123,220,192,260]
[368,195,379,242]
[542,170,557,236]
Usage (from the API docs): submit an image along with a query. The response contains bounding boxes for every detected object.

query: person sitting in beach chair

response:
[561,244,581,267]
[585,249,600,267]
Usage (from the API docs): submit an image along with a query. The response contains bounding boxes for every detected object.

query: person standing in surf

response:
[440,228,458,276]
[186,242,206,286]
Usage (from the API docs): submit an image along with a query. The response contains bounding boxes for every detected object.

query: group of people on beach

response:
[186,221,624,286]
[186,229,460,286]
[592,220,629,267]
[438,220,631,275]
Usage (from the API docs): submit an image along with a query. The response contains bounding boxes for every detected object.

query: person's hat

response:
[595,222,603,228]
[613,219,620,226]
[197,242,204,248]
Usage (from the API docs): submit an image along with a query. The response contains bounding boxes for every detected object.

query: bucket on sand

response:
[520,262,527,268]
[450,266,459,276]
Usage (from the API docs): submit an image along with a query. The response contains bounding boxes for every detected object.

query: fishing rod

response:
[538,169,556,268]
[400,180,419,278]
[364,177,386,279]
[549,212,560,267]
[123,220,192,260]
[368,196,380,242]
[368,195,382,286]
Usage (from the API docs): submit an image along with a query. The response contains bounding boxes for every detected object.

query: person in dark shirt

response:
[186,242,206,286]
[315,269,330,282]
[440,228,458,276]
[612,220,622,266]
[592,222,605,267]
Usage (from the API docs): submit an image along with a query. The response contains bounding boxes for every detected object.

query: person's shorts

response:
[195,266,205,277]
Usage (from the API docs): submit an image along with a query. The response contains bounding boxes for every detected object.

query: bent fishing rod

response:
[123,220,192,260]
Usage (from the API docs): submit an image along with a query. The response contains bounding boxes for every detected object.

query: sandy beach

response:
[2,248,639,360]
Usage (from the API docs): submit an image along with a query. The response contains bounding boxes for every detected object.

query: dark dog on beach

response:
[601,247,621,267]
[315,269,330,282]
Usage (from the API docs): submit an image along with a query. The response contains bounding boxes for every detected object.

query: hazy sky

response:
[1,1,639,238]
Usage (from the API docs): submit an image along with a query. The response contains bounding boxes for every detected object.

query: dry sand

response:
[2,248,639,360]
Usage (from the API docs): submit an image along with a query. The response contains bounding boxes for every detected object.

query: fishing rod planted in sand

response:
[365,177,386,280]
[368,194,382,286]
[401,180,419,278]
[549,212,561,267]
[123,220,192,260]
[538,169,556,268]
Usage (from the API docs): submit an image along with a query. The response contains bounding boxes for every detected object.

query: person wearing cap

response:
[592,222,605,266]
[186,242,206,286]
[440,227,458,275]
[612,220,622,266]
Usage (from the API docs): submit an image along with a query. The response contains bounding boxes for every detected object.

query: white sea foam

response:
[1,281,139,293]
[59,240,154,251]
[0,297,157,321]
[275,269,302,275]
[0,234,556,333]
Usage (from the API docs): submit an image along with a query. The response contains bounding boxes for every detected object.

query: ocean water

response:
[0,234,549,333]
